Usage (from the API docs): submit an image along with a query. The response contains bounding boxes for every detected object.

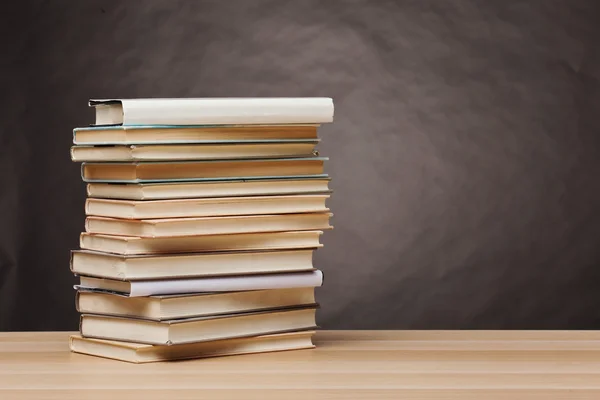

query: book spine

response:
[69,251,75,274]
[74,291,81,313]
[78,315,84,335]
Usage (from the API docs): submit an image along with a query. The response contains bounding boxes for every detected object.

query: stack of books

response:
[68,98,334,363]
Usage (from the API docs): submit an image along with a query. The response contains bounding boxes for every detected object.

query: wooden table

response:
[3,330,600,399]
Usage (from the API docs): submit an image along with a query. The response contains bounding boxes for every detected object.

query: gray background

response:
[2,0,600,331]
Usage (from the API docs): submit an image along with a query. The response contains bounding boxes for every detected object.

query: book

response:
[84,213,332,237]
[70,141,319,162]
[80,307,317,345]
[86,178,331,200]
[69,331,315,363]
[81,158,327,183]
[76,270,324,297]
[80,230,323,255]
[75,288,317,320]
[90,98,334,126]
[85,194,329,219]
[73,125,319,145]
[70,249,315,280]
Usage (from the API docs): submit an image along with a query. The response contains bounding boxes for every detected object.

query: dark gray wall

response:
[2,0,600,331]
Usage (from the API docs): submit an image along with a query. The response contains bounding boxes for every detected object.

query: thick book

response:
[76,270,324,297]
[73,125,319,145]
[86,178,331,200]
[81,158,327,183]
[89,98,334,126]
[79,230,323,255]
[70,141,319,162]
[75,287,317,320]
[85,194,329,219]
[69,331,315,363]
[80,307,318,345]
[84,213,332,237]
[70,249,315,280]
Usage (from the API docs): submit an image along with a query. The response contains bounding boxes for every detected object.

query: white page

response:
[127,270,323,297]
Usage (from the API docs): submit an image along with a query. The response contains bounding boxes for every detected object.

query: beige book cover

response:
[75,287,317,320]
[86,178,331,200]
[70,249,315,280]
[79,230,324,255]
[70,330,315,363]
[80,307,318,345]
[84,212,332,237]
[84,194,329,219]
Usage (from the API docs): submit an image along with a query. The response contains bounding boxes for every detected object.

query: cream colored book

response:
[79,230,323,255]
[85,213,332,237]
[70,249,315,280]
[89,98,333,126]
[85,195,329,219]
[86,179,331,200]
[81,158,327,183]
[80,307,317,345]
[77,270,324,297]
[69,331,315,363]
[70,141,319,162]
[76,287,317,320]
[73,125,319,145]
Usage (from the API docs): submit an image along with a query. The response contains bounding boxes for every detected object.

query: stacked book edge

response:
[69,97,334,363]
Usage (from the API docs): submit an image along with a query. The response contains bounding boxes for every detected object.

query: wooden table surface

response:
[3,330,600,399]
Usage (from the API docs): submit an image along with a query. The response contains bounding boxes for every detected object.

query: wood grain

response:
[2,331,600,399]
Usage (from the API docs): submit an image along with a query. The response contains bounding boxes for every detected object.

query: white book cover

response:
[90,98,334,126]
[76,270,324,297]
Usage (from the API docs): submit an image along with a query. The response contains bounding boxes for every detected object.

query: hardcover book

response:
[89,98,333,126]
[86,178,331,200]
[81,158,328,183]
[84,194,329,219]
[73,125,320,145]
[70,141,319,161]
[79,230,324,255]
[75,288,317,320]
[80,307,318,345]
[70,249,316,280]
[84,213,332,237]
[69,331,315,363]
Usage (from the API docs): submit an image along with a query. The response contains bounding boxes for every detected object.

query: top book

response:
[90,98,334,126]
